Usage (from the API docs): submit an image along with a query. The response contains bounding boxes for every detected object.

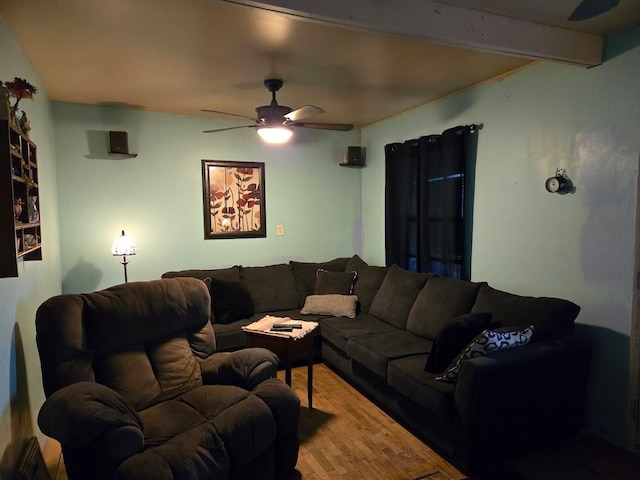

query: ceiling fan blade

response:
[568,0,619,20]
[293,121,354,132]
[284,105,325,122]
[203,125,255,133]
[202,109,257,121]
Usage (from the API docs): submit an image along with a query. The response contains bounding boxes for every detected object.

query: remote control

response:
[273,323,302,329]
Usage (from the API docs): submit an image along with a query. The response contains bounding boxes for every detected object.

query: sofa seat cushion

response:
[213,318,255,351]
[347,332,433,378]
[406,276,484,340]
[387,355,455,418]
[319,314,398,352]
[369,264,432,329]
[240,264,299,313]
[471,284,580,342]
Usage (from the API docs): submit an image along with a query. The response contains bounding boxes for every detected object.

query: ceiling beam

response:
[223,0,603,67]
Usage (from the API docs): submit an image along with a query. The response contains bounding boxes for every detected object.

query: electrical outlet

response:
[276,224,285,236]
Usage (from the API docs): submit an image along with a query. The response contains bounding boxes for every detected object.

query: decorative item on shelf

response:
[23,234,37,249]
[18,110,31,136]
[339,146,366,167]
[23,173,36,190]
[111,230,137,283]
[28,196,39,223]
[545,168,576,195]
[1,77,37,129]
[13,198,23,222]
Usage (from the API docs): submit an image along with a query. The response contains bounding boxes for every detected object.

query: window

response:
[384,125,478,280]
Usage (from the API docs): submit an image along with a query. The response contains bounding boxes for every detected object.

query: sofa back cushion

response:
[345,254,369,274]
[471,284,580,342]
[290,258,350,306]
[406,276,484,340]
[369,264,431,329]
[161,266,240,282]
[161,266,241,322]
[353,266,389,314]
[240,264,299,313]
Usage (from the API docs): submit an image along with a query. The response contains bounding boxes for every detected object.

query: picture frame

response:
[201,160,266,239]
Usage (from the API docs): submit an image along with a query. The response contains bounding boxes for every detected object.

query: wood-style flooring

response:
[44,363,640,480]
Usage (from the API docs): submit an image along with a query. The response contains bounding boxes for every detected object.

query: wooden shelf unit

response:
[0,94,42,277]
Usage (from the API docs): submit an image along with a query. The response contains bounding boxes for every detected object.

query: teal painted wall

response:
[52,103,361,293]
[361,28,640,446]
[0,16,62,478]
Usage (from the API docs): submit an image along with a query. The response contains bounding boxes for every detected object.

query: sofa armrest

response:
[38,382,143,448]
[453,335,592,466]
[201,347,279,390]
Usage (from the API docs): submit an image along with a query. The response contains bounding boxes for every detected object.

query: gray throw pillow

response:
[300,294,358,318]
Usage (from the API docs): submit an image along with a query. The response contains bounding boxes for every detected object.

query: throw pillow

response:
[314,269,358,295]
[208,277,255,325]
[290,258,350,307]
[436,325,534,383]
[424,312,492,373]
[300,294,358,318]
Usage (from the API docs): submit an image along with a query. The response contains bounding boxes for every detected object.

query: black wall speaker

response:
[109,131,129,154]
[340,146,366,167]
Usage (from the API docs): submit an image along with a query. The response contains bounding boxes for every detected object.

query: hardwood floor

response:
[44,363,640,480]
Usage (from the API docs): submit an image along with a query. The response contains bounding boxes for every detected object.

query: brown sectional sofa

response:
[162,255,592,473]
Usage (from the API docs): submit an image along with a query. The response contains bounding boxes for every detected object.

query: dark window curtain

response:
[385,125,478,280]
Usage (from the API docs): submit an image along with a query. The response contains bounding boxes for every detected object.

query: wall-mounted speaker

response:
[339,146,366,167]
[109,131,130,154]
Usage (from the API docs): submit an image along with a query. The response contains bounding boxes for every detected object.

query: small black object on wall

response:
[108,131,137,158]
[340,146,366,167]
[545,168,576,195]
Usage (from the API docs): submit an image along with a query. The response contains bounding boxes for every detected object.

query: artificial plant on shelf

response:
[2,77,37,130]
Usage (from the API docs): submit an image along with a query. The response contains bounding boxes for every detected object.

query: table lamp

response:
[111,229,137,283]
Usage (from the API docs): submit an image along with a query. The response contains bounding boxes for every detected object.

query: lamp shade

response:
[256,126,293,144]
[111,230,137,256]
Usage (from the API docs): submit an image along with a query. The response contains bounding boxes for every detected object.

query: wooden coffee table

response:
[245,322,318,408]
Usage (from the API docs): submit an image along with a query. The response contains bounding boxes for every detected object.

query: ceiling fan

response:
[568,0,619,21]
[202,79,354,144]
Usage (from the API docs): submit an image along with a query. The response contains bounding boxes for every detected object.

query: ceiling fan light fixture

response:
[256,126,293,144]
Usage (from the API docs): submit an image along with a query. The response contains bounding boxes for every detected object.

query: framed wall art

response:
[201,160,266,239]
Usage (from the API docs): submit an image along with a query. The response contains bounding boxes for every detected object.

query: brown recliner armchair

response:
[35,277,300,480]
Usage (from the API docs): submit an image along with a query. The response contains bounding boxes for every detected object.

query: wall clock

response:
[545,168,576,195]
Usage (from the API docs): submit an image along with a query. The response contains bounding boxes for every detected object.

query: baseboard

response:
[16,437,50,480]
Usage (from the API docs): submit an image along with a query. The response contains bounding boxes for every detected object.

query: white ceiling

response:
[0,0,638,129]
